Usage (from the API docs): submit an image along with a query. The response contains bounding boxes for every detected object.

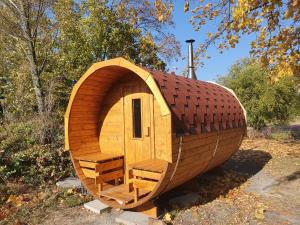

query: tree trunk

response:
[18,1,46,144]
[26,40,45,115]
[19,1,45,115]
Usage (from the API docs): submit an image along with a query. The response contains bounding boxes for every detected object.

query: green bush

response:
[0,145,73,184]
[0,120,73,185]
[0,120,40,153]
[218,59,300,130]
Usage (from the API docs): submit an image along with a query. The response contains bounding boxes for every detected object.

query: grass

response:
[270,131,291,141]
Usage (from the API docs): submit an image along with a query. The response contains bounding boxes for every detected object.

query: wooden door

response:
[123,82,153,181]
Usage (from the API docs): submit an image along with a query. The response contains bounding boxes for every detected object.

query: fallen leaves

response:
[254,208,265,220]
[241,138,300,158]
[168,137,300,224]
[0,186,93,224]
[6,194,30,207]
[163,212,172,222]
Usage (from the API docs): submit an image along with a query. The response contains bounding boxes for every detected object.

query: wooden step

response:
[75,152,124,163]
[132,169,161,180]
[99,184,150,205]
[129,159,167,173]
[95,169,124,184]
[133,179,157,191]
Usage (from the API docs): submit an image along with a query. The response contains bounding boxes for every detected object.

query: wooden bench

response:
[129,159,167,203]
[75,152,124,193]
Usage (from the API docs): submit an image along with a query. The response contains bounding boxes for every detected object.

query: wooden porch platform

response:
[99,184,150,205]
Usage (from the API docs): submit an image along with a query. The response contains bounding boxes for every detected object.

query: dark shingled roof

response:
[149,70,246,134]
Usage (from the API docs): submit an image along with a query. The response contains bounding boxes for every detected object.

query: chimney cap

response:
[185,39,195,43]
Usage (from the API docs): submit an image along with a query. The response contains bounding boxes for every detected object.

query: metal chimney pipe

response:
[185,39,197,80]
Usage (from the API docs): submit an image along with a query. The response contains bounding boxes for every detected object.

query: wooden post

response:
[134,186,139,203]
[98,183,103,193]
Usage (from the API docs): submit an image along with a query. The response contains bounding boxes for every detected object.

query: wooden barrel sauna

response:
[64,57,247,209]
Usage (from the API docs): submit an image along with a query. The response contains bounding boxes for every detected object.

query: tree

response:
[0,0,54,116]
[218,59,300,129]
[48,0,180,116]
[0,0,181,183]
[0,0,180,132]
[182,0,300,80]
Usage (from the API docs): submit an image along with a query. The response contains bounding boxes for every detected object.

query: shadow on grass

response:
[156,149,272,212]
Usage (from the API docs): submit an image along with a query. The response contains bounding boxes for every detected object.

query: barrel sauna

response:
[64,57,246,210]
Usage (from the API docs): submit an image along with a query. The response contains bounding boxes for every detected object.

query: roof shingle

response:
[149,70,246,134]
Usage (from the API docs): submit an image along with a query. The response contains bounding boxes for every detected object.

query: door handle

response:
[145,127,150,137]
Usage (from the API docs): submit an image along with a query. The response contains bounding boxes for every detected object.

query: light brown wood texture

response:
[64,57,246,210]
[135,201,158,218]
[132,169,161,180]
[123,79,153,180]
[97,76,170,185]
[75,153,123,162]
[99,184,150,205]
[130,159,167,173]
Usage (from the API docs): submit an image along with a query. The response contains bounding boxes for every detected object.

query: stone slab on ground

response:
[84,200,111,214]
[115,211,150,225]
[245,170,275,197]
[169,192,200,208]
[148,217,167,225]
[56,177,82,189]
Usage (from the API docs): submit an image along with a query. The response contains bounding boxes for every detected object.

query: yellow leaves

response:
[163,212,173,222]
[233,7,244,19]
[154,0,173,22]
[258,27,266,44]
[260,54,269,67]
[228,35,239,48]
[67,188,73,194]
[254,208,265,220]
[204,3,212,10]
[250,41,256,48]
[270,60,295,81]
[254,203,267,220]
[184,1,189,12]
[6,195,25,207]
[157,14,164,22]
[189,0,298,81]
[218,43,224,50]
[284,8,292,19]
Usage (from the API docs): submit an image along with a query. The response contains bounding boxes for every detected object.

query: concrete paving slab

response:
[84,200,111,214]
[115,211,149,225]
[148,217,167,225]
[56,177,82,189]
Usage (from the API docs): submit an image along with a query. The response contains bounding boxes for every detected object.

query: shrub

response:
[0,119,73,185]
[1,145,73,184]
[218,59,300,130]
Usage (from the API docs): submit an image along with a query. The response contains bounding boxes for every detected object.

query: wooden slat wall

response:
[205,129,244,171]
[99,84,124,156]
[98,76,172,163]
[68,67,124,157]
[65,59,173,209]
[153,98,172,162]
[161,127,245,192]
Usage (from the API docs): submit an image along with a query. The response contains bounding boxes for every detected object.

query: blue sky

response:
[167,1,253,81]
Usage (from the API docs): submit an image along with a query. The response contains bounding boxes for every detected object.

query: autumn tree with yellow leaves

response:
[181,0,299,80]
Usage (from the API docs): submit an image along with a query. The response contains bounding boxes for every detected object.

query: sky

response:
[167,1,253,81]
